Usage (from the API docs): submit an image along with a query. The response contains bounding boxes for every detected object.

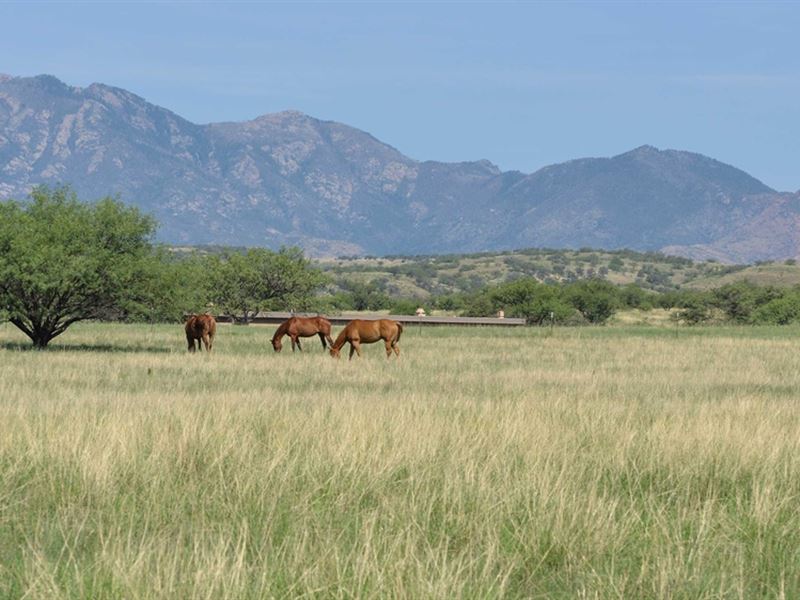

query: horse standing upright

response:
[272,316,335,352]
[185,314,216,353]
[329,319,403,360]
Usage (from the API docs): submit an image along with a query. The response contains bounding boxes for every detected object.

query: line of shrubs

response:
[657,281,800,325]
[364,279,800,326]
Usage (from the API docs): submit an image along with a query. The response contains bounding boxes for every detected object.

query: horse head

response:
[271,337,283,352]
[329,347,341,359]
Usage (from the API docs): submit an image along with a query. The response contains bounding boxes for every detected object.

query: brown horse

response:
[185,314,216,353]
[272,316,335,352]
[329,319,403,360]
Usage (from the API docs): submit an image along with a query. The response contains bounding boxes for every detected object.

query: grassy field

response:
[2,321,800,598]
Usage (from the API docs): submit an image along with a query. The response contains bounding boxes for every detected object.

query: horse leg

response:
[187,335,196,353]
[207,333,214,353]
[318,332,327,350]
[291,335,297,352]
[326,333,335,348]
[350,341,362,360]
[296,337,303,352]
[385,339,393,358]
[201,333,210,352]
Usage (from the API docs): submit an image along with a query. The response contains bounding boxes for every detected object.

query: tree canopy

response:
[205,247,328,322]
[0,186,159,347]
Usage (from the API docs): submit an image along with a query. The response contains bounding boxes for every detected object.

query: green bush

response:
[711,281,782,323]
[486,279,573,324]
[461,293,495,318]
[333,280,390,311]
[673,296,714,325]
[619,284,653,310]
[562,279,619,324]
[608,257,625,272]
[389,298,423,315]
[750,294,800,325]
[432,294,465,312]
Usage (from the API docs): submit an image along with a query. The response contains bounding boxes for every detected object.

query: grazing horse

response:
[272,316,335,352]
[329,319,403,360]
[185,314,216,353]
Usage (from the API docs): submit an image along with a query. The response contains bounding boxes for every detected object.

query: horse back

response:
[187,314,216,337]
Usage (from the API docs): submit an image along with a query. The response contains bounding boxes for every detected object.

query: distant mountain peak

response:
[617,144,677,161]
[629,144,660,154]
[475,159,501,174]
[250,109,313,124]
[0,73,796,262]
[275,109,309,118]
[31,73,71,90]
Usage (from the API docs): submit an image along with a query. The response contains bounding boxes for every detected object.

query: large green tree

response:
[0,186,159,347]
[207,247,327,322]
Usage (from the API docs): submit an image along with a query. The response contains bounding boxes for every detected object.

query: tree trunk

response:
[31,331,53,349]
[31,328,53,349]
[10,318,55,348]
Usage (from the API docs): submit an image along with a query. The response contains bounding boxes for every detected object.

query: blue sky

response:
[2,1,798,191]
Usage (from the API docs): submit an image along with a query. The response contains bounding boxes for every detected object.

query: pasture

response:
[1,322,799,598]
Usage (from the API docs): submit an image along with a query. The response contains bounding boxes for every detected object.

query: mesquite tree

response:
[207,247,327,322]
[0,186,158,347]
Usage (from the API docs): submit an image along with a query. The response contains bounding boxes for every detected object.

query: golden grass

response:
[1,322,799,598]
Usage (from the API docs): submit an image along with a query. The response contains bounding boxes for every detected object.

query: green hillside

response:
[317,248,750,298]
[683,261,800,290]
[174,245,800,300]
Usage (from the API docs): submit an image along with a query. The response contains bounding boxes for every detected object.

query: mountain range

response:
[1,73,798,262]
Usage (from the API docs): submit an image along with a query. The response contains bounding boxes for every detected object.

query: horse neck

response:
[272,320,289,342]
[331,328,348,351]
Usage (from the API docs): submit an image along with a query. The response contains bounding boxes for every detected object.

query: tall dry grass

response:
[1,322,799,598]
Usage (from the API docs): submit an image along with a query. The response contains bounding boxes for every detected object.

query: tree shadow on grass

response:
[0,341,175,354]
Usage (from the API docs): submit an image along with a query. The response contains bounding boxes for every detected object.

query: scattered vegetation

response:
[5,188,800,347]
[318,247,740,298]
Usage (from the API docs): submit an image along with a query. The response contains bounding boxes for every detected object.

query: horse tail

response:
[395,322,403,344]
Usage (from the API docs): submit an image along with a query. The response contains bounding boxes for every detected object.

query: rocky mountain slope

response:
[1,74,797,262]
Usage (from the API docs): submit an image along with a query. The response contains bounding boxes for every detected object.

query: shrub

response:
[389,298,423,315]
[487,279,573,325]
[562,279,619,324]
[750,294,800,325]
[711,281,782,323]
[619,284,653,309]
